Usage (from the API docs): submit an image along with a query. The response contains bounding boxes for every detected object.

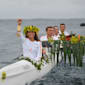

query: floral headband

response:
[23,25,40,35]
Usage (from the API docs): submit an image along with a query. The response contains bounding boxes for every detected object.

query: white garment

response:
[20,32,42,61]
[59,30,69,36]
[40,35,48,41]
[53,34,60,40]
[40,35,59,41]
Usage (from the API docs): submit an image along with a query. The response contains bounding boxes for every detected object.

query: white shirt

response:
[40,35,59,41]
[59,30,69,36]
[20,33,42,61]
[53,34,60,40]
[40,35,48,41]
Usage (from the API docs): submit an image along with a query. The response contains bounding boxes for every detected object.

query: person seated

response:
[40,26,59,57]
[59,23,69,36]
[53,26,60,40]
[40,26,58,41]
[16,19,42,62]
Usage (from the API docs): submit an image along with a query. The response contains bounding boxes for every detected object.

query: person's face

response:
[26,31,35,39]
[47,28,54,36]
[60,25,65,32]
[54,27,59,35]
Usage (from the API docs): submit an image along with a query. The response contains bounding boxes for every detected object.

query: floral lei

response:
[18,56,49,70]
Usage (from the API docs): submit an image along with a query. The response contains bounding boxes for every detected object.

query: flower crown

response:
[23,25,40,35]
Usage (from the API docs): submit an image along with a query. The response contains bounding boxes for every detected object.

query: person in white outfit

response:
[40,26,58,41]
[40,26,59,56]
[59,24,69,36]
[53,26,60,40]
[16,19,42,62]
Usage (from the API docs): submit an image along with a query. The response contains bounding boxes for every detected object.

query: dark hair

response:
[60,23,65,26]
[25,32,40,41]
[46,26,53,31]
[34,32,40,41]
[60,24,65,28]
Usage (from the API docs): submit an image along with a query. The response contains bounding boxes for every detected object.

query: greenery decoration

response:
[23,25,40,35]
[43,33,85,67]
[1,72,6,80]
[18,56,49,70]
[59,33,85,66]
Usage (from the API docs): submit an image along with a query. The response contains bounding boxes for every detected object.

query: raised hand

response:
[16,19,22,37]
[17,19,22,25]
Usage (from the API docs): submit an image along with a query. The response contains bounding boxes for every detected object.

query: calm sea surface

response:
[0,19,85,85]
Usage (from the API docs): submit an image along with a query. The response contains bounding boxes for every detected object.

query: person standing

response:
[53,26,60,40]
[40,26,58,41]
[59,24,69,36]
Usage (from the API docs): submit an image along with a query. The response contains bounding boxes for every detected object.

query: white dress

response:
[20,33,42,61]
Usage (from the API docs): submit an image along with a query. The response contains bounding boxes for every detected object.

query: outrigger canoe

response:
[0,41,62,85]
[0,56,62,85]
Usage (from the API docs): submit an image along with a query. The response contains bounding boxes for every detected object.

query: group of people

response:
[40,24,69,41]
[16,19,69,62]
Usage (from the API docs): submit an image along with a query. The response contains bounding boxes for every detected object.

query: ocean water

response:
[0,19,85,85]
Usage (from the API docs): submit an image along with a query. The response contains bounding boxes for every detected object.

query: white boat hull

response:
[0,55,62,85]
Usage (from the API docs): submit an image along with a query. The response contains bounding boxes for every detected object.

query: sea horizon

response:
[0,18,85,20]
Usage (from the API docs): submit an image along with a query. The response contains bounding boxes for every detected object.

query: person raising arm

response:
[16,19,42,62]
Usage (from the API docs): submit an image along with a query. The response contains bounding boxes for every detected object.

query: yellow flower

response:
[29,26,32,31]
[60,33,66,40]
[2,72,6,80]
[71,36,79,44]
[48,37,54,43]
[23,25,40,35]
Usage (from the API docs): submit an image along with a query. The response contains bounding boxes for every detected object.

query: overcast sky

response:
[0,0,85,19]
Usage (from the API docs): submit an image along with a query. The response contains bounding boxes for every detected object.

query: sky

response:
[0,0,85,19]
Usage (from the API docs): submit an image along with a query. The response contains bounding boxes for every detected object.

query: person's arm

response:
[36,42,42,61]
[16,25,21,37]
[16,19,22,37]
[16,19,25,41]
